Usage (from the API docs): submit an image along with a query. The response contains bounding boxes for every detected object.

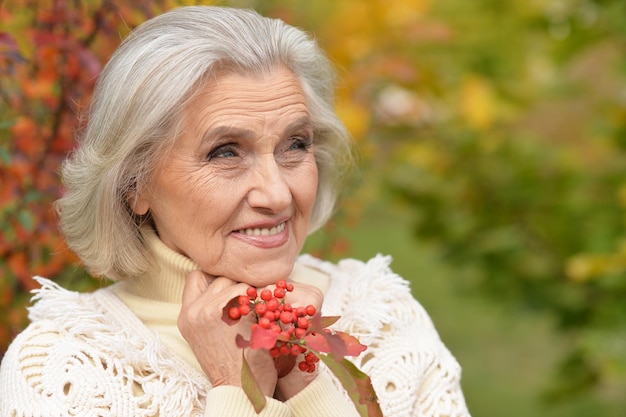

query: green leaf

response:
[17,209,34,232]
[241,353,267,414]
[0,148,10,165]
[317,353,382,417]
[0,119,16,130]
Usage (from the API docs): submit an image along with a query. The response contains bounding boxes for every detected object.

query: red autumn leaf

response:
[304,330,348,358]
[334,331,367,357]
[249,326,280,350]
[303,331,332,353]
[0,32,26,65]
[308,313,339,333]
[235,334,250,349]
[274,353,296,378]
[304,314,366,358]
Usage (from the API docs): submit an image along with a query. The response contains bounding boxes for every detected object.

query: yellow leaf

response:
[335,98,370,141]
[382,0,432,27]
[459,75,496,130]
[401,141,449,174]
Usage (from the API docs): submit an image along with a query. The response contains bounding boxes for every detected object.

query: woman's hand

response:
[274,281,324,401]
[178,271,278,397]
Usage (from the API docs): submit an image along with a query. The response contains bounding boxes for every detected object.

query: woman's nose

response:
[246,155,292,213]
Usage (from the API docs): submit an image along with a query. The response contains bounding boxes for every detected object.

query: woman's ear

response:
[127,187,150,216]
[132,198,150,216]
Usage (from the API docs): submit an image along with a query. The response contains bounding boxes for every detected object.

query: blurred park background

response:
[1,0,625,415]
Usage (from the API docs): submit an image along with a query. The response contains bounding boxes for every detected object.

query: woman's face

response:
[135,67,318,287]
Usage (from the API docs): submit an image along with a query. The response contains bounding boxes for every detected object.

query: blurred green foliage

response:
[375,0,626,407]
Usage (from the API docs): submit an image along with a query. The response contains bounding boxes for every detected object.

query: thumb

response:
[182,270,212,306]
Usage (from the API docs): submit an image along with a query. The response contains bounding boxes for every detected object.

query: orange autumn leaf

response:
[7,252,29,282]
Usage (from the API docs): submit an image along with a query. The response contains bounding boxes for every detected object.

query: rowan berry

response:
[238,295,250,306]
[260,289,273,301]
[305,305,316,316]
[280,311,293,324]
[266,298,279,312]
[286,283,294,292]
[246,286,257,298]
[279,344,290,356]
[274,287,286,298]
[305,352,319,364]
[259,317,271,329]
[297,317,309,329]
[239,304,250,316]
[290,344,301,356]
[294,328,306,339]
[297,360,316,373]
[276,279,287,289]
[228,307,241,320]
[255,303,268,316]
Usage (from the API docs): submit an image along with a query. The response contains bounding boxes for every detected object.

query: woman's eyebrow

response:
[284,116,313,134]
[201,116,313,145]
[200,125,256,145]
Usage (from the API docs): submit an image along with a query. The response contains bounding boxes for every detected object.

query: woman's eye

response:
[288,136,312,151]
[208,144,238,160]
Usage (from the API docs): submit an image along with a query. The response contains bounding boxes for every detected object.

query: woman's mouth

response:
[237,221,286,236]
[232,221,289,248]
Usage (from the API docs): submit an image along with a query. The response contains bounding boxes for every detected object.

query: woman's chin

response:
[235,262,295,288]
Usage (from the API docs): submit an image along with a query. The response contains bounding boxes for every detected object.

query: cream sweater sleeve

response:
[203,386,289,417]
[286,372,360,417]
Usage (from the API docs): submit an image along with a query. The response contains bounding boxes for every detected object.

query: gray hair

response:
[55,6,353,280]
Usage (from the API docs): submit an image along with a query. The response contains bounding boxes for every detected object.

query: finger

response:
[181,270,212,306]
[285,283,323,308]
[205,276,239,297]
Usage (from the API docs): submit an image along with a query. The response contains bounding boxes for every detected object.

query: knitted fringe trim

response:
[27,277,207,416]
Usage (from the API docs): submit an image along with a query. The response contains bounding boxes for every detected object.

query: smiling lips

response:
[238,221,286,236]
[232,221,289,248]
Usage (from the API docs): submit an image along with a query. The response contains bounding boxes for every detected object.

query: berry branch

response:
[222,279,382,416]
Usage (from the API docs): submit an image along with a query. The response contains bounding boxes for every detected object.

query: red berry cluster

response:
[227,279,321,373]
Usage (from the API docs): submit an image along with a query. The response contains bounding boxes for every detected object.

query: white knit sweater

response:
[0,243,470,416]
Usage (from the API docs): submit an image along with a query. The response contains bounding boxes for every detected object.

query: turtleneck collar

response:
[124,225,200,303]
[123,225,330,304]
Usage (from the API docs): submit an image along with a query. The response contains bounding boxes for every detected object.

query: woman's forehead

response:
[181,68,310,130]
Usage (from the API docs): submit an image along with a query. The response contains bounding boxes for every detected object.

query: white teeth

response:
[240,222,285,236]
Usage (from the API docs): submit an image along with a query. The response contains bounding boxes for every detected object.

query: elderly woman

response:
[0,6,470,417]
